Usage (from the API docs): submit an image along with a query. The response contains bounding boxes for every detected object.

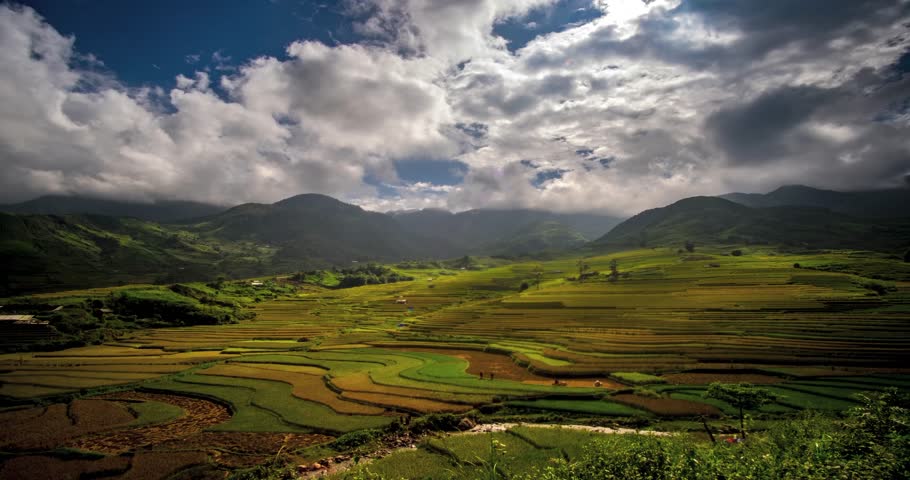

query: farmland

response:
[1,246,909,478]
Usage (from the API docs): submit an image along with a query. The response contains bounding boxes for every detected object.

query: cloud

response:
[0,4,457,206]
[1,0,910,216]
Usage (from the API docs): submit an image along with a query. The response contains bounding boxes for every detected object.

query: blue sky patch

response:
[21,0,357,90]
[493,0,602,52]
[394,159,469,186]
[532,168,570,187]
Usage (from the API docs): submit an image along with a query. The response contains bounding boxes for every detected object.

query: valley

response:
[2,242,909,478]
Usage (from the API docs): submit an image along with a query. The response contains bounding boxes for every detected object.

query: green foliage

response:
[706,383,776,411]
[332,265,414,289]
[521,394,910,480]
[409,413,464,434]
[706,383,776,437]
[331,429,383,450]
[111,288,238,326]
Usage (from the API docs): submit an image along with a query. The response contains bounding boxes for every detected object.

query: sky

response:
[1,0,909,216]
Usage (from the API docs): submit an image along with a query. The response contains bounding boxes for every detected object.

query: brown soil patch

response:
[153,432,333,469]
[662,373,784,385]
[66,391,231,454]
[612,394,722,417]
[0,454,131,480]
[0,400,135,451]
[0,452,210,480]
[396,348,549,382]
[117,452,210,480]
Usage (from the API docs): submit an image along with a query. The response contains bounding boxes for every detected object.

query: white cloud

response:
[1,1,909,217]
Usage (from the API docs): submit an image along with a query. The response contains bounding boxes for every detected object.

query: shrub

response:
[409,413,463,434]
[731,249,743,256]
[519,282,530,292]
[793,263,801,268]
[331,429,381,450]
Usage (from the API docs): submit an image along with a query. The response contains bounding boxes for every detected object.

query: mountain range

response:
[0,195,226,222]
[719,185,910,218]
[3,185,908,295]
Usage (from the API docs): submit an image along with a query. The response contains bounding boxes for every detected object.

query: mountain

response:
[595,196,910,252]
[0,195,227,222]
[185,194,458,268]
[0,213,268,295]
[391,208,622,254]
[3,193,624,294]
[483,221,588,256]
[720,185,910,218]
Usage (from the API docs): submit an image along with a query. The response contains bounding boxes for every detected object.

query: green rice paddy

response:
[1,246,908,435]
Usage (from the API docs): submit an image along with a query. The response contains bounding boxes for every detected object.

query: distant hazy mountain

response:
[482,220,588,256]
[391,208,622,254]
[720,185,910,218]
[595,196,910,252]
[0,195,227,222]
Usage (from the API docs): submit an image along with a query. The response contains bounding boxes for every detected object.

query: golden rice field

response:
[1,246,908,476]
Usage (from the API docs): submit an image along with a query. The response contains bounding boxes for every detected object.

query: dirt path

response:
[467,422,671,436]
[298,423,670,478]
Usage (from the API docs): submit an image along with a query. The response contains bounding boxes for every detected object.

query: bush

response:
[331,429,382,450]
[793,263,801,268]
[731,249,743,256]
[409,413,463,434]
[519,282,530,292]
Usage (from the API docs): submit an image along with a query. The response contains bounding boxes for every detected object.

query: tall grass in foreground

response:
[522,389,909,480]
[335,388,908,480]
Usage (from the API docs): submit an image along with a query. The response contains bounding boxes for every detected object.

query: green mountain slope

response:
[186,194,457,268]
[1,195,227,222]
[595,196,910,252]
[0,213,272,295]
[720,185,910,218]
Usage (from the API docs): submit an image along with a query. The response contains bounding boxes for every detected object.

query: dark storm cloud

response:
[523,0,910,73]
[706,86,833,164]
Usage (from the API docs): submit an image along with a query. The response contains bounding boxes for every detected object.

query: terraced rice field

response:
[1,247,909,476]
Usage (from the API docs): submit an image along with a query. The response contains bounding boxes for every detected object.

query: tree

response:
[532,265,543,290]
[608,258,619,282]
[731,249,743,256]
[684,240,695,253]
[519,282,529,292]
[576,258,590,282]
[706,382,775,438]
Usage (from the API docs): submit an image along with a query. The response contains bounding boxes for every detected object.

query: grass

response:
[126,400,185,427]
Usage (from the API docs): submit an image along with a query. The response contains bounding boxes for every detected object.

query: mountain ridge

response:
[719,185,910,218]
